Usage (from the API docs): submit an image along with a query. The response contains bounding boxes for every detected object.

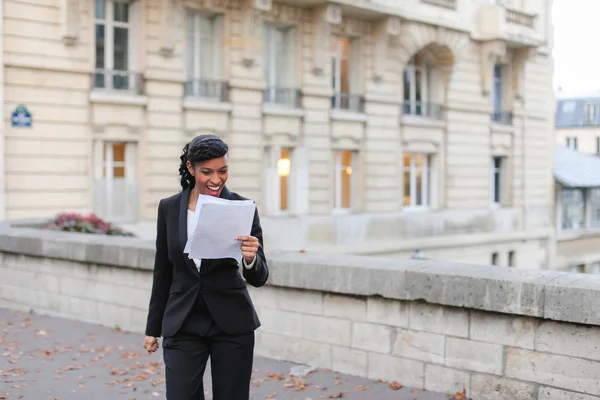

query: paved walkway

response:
[0,308,456,400]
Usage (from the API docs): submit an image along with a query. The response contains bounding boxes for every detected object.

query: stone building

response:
[1,0,556,267]
[555,91,600,155]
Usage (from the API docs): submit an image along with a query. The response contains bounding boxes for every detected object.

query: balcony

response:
[420,0,456,10]
[475,3,541,47]
[263,87,302,108]
[93,69,144,95]
[184,79,229,102]
[491,110,513,125]
[332,93,365,114]
[402,101,444,120]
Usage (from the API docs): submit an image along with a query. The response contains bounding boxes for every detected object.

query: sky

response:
[552,0,600,94]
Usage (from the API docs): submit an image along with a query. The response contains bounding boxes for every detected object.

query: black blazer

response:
[145,186,269,338]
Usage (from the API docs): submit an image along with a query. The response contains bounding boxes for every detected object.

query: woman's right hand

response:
[143,336,159,353]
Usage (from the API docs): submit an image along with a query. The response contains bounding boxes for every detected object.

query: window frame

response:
[584,103,600,126]
[263,22,295,94]
[403,153,431,210]
[492,63,505,115]
[331,35,360,110]
[403,54,431,115]
[333,150,356,212]
[566,137,578,150]
[491,156,504,207]
[93,0,138,92]
[560,188,585,231]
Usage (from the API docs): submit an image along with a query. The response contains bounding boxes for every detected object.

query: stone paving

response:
[0,308,460,400]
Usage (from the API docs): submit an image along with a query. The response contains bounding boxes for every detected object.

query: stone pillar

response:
[0,0,4,219]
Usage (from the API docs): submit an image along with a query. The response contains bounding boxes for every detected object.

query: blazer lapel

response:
[179,187,200,276]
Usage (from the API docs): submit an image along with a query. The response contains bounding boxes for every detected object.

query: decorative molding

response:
[480,40,506,96]
[373,17,401,82]
[240,0,272,67]
[311,5,341,76]
[340,17,369,36]
[263,131,299,147]
[331,135,362,150]
[159,0,177,57]
[60,0,80,45]
[511,47,536,100]
[268,2,305,24]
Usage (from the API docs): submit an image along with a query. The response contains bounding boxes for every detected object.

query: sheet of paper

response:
[185,194,256,260]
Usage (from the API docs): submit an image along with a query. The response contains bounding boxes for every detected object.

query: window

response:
[491,157,504,206]
[561,189,585,230]
[94,0,138,92]
[263,23,296,105]
[404,153,431,208]
[584,103,600,125]
[569,264,584,274]
[596,137,600,154]
[331,36,362,111]
[590,189,600,228]
[403,53,433,117]
[185,11,224,99]
[591,262,600,274]
[566,137,578,150]
[491,252,498,265]
[277,148,292,211]
[491,63,511,124]
[333,151,355,210]
[508,251,515,267]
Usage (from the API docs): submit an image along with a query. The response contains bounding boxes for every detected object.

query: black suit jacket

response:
[145,186,269,338]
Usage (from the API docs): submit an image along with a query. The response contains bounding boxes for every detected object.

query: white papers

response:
[184,194,256,260]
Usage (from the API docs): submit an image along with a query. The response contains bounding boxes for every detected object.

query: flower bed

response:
[45,213,134,237]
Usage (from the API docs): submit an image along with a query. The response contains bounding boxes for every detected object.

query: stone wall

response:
[0,223,598,399]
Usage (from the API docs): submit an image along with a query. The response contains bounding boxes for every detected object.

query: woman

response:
[143,134,269,400]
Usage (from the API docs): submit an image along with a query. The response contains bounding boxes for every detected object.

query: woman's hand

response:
[143,336,159,353]
[236,235,260,265]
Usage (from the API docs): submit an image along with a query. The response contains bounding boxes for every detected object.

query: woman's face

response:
[187,156,228,197]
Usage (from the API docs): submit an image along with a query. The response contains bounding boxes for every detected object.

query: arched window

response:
[403,53,437,118]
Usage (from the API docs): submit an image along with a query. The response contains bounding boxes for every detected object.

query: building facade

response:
[2,0,556,267]
[554,146,600,273]
[556,92,600,155]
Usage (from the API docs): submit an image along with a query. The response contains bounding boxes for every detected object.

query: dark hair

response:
[179,134,229,190]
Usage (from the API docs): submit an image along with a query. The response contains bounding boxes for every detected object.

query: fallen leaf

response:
[450,388,468,400]
[354,385,370,391]
[321,393,344,399]
[378,379,388,383]
[389,381,403,390]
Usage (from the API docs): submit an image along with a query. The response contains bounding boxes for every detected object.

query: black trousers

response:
[162,331,255,400]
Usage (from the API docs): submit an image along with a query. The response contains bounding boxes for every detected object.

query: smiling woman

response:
[143,134,269,400]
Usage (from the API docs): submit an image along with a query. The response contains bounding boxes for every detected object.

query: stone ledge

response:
[1,219,596,326]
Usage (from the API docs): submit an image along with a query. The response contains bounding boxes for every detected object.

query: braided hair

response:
[178,134,229,190]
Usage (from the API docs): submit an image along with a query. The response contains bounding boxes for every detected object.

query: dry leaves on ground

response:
[389,380,403,390]
[449,388,468,400]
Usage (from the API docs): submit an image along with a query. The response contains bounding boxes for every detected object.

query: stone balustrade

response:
[0,219,598,399]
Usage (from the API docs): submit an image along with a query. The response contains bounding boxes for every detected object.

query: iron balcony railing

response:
[506,8,536,28]
[421,0,457,10]
[332,93,365,113]
[93,69,144,95]
[263,87,302,108]
[184,79,229,102]
[402,101,444,120]
[491,110,514,125]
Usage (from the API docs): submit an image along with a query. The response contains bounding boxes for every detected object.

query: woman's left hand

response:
[236,235,260,264]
